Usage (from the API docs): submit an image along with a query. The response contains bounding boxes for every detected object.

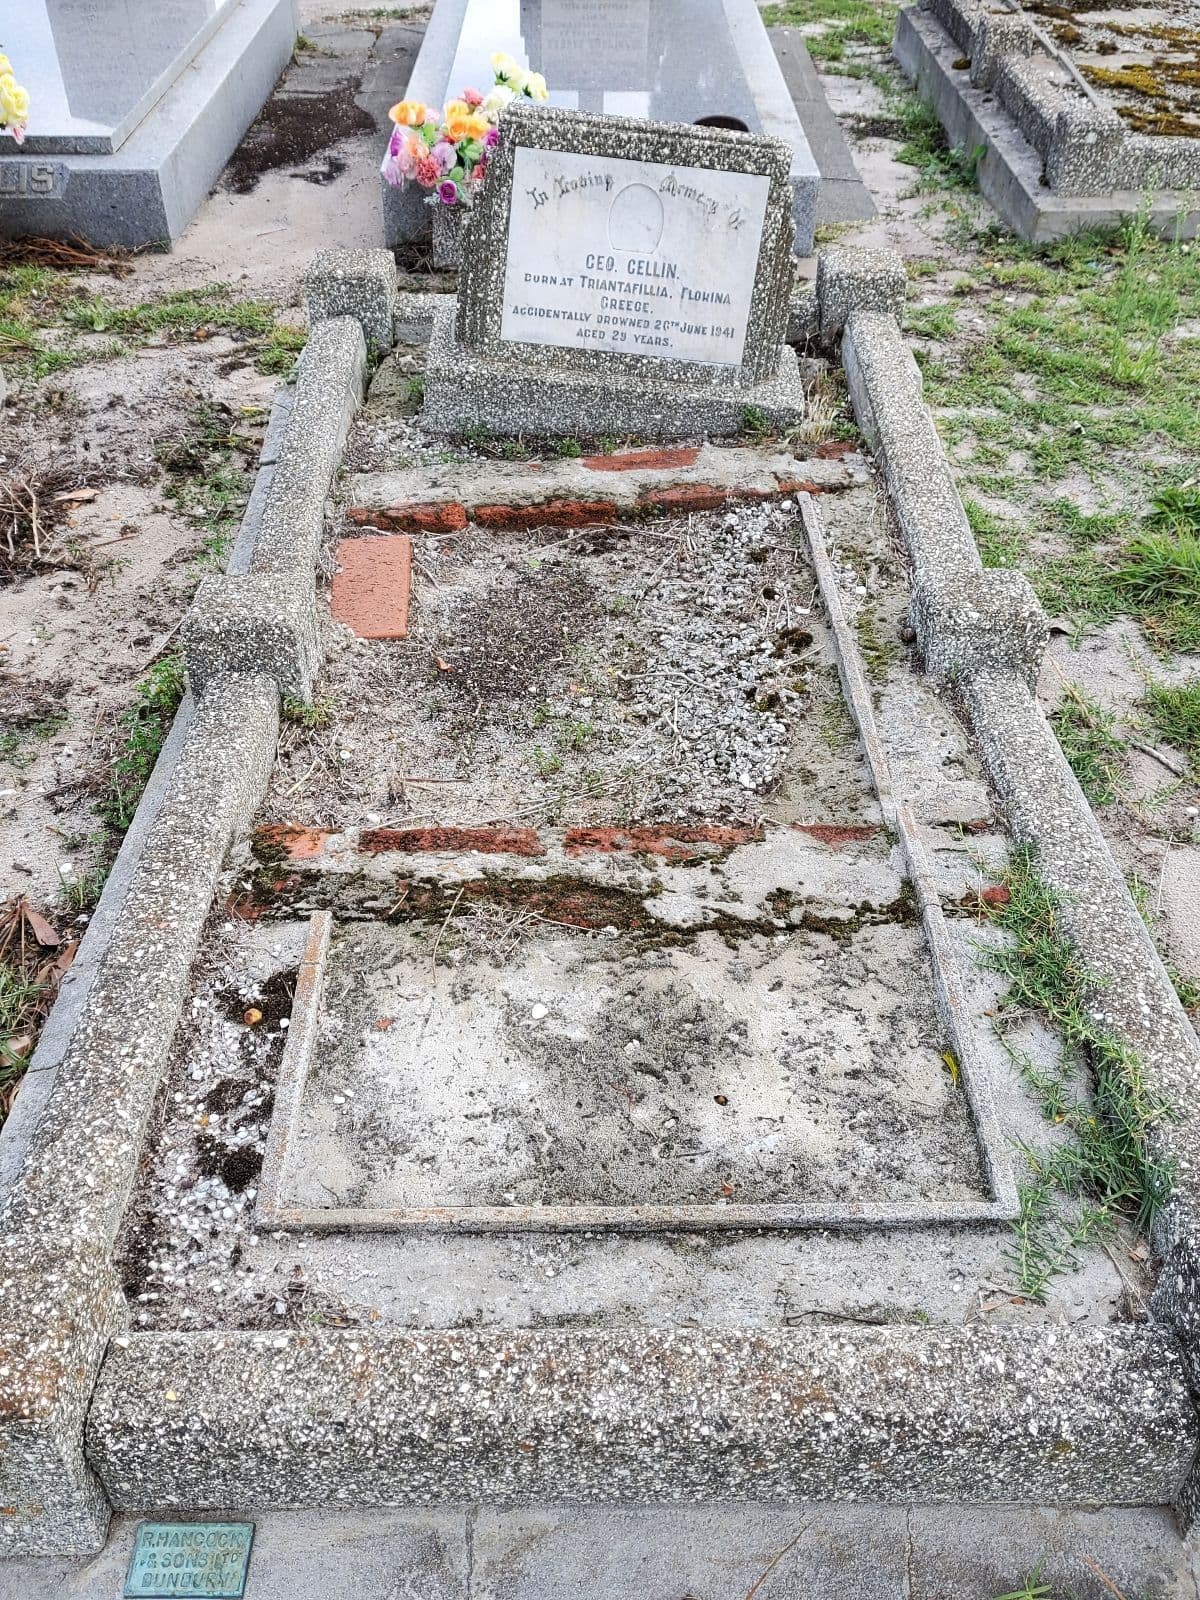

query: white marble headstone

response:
[500,146,770,368]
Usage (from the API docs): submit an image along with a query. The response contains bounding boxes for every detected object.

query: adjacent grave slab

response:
[421,103,805,438]
[382,0,820,253]
[0,0,299,247]
[893,0,1200,242]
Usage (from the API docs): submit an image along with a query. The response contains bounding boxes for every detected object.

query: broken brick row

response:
[252,819,886,864]
[345,476,822,537]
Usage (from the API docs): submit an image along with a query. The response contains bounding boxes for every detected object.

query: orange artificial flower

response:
[445,107,489,142]
[388,99,427,126]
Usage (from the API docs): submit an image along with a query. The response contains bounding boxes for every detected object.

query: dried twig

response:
[430,885,465,983]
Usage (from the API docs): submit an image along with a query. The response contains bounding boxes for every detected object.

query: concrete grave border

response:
[893,0,1200,242]
[4,244,1200,1556]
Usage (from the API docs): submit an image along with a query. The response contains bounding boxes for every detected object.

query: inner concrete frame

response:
[252,493,1018,1235]
[0,0,299,250]
[893,0,1200,242]
[3,244,1200,1560]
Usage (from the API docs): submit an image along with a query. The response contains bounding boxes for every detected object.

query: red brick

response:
[794,823,880,848]
[636,483,730,514]
[331,535,412,640]
[815,439,858,459]
[471,499,617,531]
[358,824,545,856]
[347,501,468,534]
[581,446,700,473]
[776,478,823,497]
[980,884,1012,909]
[564,823,762,860]
[254,823,332,860]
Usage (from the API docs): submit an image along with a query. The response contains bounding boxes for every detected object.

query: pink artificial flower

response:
[432,139,457,175]
[462,87,484,107]
[397,131,420,177]
[483,126,500,148]
[438,179,459,205]
[415,152,441,187]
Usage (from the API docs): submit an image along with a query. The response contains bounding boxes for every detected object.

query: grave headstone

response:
[421,102,805,439]
[0,0,297,248]
[383,0,820,254]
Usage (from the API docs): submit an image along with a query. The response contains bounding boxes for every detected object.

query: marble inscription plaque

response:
[501,146,769,367]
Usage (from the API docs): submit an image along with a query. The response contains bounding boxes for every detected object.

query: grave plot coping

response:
[893,0,1200,242]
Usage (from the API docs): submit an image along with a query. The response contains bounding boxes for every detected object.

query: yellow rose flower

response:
[0,56,10,76]
[445,108,489,142]
[525,72,548,101]
[388,99,427,126]
[490,52,520,80]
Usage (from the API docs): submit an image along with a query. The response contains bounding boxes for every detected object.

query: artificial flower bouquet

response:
[381,52,549,208]
[0,50,29,143]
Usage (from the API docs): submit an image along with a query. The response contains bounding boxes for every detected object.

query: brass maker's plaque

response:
[124,1521,255,1598]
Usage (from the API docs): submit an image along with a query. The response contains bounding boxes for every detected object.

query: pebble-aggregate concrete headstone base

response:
[6,241,1200,1562]
[420,103,807,439]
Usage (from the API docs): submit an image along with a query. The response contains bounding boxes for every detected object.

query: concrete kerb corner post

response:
[304,248,398,358]
[0,673,281,1557]
[1045,103,1129,197]
[968,11,1037,93]
[815,244,906,348]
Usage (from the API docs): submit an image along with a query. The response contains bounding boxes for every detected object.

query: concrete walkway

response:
[7,1504,1199,1599]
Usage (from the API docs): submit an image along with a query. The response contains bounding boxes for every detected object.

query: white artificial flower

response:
[525,72,548,102]
[482,84,516,118]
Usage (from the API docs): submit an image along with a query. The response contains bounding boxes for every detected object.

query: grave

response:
[5,242,1200,1570]
[420,102,806,438]
[383,0,822,254]
[0,0,298,248]
[893,0,1200,241]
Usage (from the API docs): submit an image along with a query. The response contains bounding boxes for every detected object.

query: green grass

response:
[1142,677,1200,777]
[760,0,897,61]
[283,694,336,730]
[155,400,261,570]
[994,1568,1052,1600]
[1049,685,1127,806]
[0,267,293,377]
[925,218,1200,491]
[979,849,1175,1301]
[257,324,307,377]
[97,655,186,834]
[906,303,957,340]
[1114,528,1200,653]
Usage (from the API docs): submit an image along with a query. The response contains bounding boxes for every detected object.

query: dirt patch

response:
[441,567,599,714]
[279,919,984,1212]
[223,80,377,194]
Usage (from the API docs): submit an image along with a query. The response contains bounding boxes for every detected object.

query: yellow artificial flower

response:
[445,108,489,142]
[0,74,28,126]
[388,98,427,126]
[525,72,548,101]
[0,55,10,76]
[490,51,520,80]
